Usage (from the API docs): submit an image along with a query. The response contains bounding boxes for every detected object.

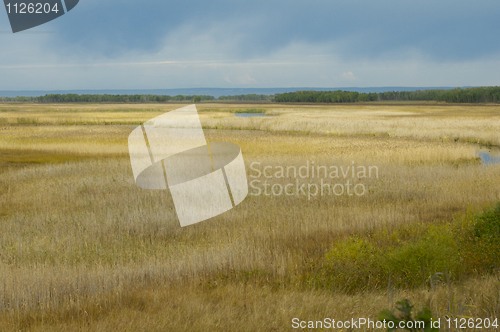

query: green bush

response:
[385,225,459,287]
[307,204,500,293]
[474,203,500,241]
[459,203,500,273]
[311,223,460,292]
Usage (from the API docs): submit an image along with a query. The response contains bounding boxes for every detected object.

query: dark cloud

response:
[48,0,500,61]
[2,0,500,90]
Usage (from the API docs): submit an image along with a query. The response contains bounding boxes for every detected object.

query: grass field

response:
[0,103,500,331]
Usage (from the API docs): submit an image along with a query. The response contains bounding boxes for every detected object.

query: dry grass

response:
[3,274,500,332]
[0,103,499,331]
[2,103,500,147]
[0,125,130,156]
[200,104,500,147]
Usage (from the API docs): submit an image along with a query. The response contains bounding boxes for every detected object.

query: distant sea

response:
[0,87,473,99]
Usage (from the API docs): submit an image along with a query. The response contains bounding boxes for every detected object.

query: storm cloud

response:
[1,0,499,89]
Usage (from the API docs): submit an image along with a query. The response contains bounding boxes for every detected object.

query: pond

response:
[235,113,277,118]
[477,148,500,165]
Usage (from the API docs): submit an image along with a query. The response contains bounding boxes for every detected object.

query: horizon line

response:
[0,86,482,93]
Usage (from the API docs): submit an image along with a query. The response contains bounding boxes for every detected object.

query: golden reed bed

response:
[0,103,499,331]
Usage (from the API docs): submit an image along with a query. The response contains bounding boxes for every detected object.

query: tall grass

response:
[0,104,499,330]
[2,103,500,146]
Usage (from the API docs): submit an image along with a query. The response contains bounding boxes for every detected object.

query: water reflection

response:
[477,149,500,165]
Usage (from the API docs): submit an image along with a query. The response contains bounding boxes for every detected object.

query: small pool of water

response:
[477,148,500,165]
[235,113,276,118]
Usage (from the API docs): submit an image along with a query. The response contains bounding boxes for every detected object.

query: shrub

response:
[460,203,500,273]
[305,204,500,293]
[311,222,460,292]
[378,299,438,332]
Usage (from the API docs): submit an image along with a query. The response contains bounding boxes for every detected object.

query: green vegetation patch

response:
[464,203,500,271]
[306,203,500,293]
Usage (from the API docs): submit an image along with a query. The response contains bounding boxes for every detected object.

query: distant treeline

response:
[0,93,270,103]
[0,94,215,103]
[218,94,273,101]
[274,86,500,103]
[2,87,500,103]
[274,90,377,103]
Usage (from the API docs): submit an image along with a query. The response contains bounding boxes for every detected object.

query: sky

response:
[1,0,500,90]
